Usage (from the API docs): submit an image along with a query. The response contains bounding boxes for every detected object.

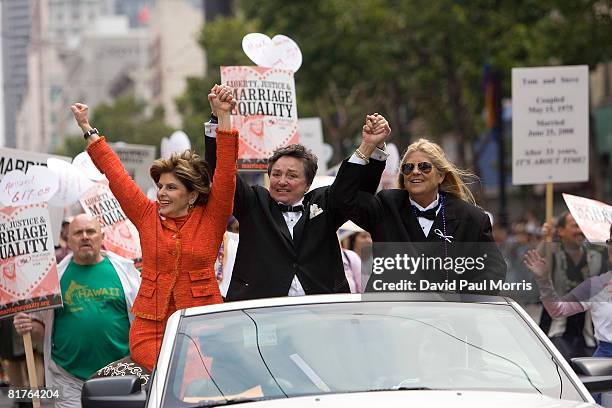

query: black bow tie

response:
[412,203,440,220]
[278,203,304,212]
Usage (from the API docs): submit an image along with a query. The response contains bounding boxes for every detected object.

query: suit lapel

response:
[292,199,309,248]
[267,199,294,248]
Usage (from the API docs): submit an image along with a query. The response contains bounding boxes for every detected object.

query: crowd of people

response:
[0,83,609,407]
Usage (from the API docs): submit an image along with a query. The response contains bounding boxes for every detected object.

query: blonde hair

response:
[396,138,477,204]
[149,150,211,205]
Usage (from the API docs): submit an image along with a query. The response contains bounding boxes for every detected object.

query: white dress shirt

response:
[280,198,306,296]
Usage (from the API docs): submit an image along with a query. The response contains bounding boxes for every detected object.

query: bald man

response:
[13,214,140,408]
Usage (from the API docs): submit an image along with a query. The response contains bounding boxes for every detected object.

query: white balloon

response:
[72,151,106,181]
[161,130,191,158]
[242,32,303,73]
[269,34,303,72]
[46,158,95,206]
[0,166,59,206]
[242,33,274,67]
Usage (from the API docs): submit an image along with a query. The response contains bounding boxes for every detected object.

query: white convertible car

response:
[82,293,612,407]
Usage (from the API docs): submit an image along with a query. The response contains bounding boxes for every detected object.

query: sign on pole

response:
[0,203,62,318]
[0,148,72,244]
[221,66,299,170]
[512,65,589,185]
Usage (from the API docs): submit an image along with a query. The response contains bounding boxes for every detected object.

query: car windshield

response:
[162,301,583,407]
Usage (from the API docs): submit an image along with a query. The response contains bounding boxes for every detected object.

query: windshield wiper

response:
[191,397,264,407]
[365,386,435,392]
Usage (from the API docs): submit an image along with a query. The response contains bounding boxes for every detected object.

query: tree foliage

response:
[56,95,175,158]
[179,0,611,171]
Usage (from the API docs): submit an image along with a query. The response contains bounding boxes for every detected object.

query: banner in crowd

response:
[110,143,156,193]
[0,148,72,245]
[563,193,611,244]
[297,118,332,175]
[221,66,299,170]
[80,182,142,264]
[0,203,62,318]
[511,65,589,185]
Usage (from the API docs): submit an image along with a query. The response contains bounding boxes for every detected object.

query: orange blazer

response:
[87,130,238,321]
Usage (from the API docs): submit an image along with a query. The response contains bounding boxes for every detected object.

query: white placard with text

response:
[512,65,589,185]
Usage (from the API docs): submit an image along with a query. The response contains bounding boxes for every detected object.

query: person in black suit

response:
[334,138,506,293]
[205,104,391,300]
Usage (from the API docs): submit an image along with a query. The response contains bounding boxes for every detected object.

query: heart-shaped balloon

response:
[46,158,95,206]
[242,33,302,72]
[161,130,191,158]
[0,166,59,206]
[72,151,106,181]
[242,33,274,67]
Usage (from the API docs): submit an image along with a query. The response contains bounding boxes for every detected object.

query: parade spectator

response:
[13,214,140,408]
[346,230,373,262]
[54,219,72,263]
[341,247,362,293]
[70,84,238,371]
[536,212,607,360]
[524,227,612,405]
[204,110,390,300]
[334,137,506,292]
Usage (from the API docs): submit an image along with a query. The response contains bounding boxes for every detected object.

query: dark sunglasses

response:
[401,161,434,175]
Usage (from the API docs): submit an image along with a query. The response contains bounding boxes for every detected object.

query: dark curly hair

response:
[149,150,211,205]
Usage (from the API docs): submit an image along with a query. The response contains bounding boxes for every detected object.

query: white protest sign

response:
[0,203,62,318]
[222,66,299,170]
[298,118,332,174]
[0,167,58,206]
[161,131,191,159]
[512,65,589,184]
[72,151,106,182]
[47,158,95,207]
[110,143,156,193]
[562,193,611,244]
[80,181,141,263]
[242,33,302,72]
[0,148,71,245]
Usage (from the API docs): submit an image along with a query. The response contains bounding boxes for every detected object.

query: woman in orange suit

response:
[71,85,238,370]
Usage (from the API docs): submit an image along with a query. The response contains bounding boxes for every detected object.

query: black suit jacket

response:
[205,135,385,300]
[334,160,506,291]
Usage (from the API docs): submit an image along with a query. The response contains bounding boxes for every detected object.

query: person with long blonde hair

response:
[335,137,506,291]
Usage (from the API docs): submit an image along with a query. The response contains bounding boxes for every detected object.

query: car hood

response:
[234,390,597,407]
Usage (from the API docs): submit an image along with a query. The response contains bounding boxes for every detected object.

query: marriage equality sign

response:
[80,182,142,264]
[221,66,299,170]
[563,193,611,244]
[0,203,62,318]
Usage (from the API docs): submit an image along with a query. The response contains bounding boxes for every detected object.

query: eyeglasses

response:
[401,162,434,175]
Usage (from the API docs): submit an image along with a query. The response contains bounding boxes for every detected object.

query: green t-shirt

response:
[52,257,130,380]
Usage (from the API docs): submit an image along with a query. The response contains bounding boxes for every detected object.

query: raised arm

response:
[71,103,151,227]
[330,114,391,230]
[523,249,586,318]
[205,85,239,229]
[203,86,262,219]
